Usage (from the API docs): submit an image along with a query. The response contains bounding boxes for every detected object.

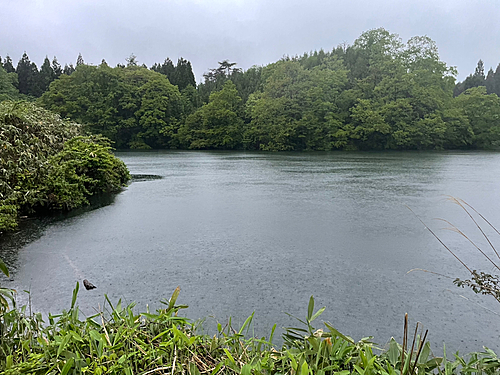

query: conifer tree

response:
[38,56,55,93]
[16,52,34,95]
[28,61,43,97]
[76,53,84,66]
[3,55,15,73]
[172,58,196,90]
[493,63,500,97]
[63,64,75,75]
[52,57,62,78]
[151,58,176,82]
[126,54,138,67]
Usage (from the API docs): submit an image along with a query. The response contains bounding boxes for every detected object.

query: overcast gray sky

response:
[2,0,499,82]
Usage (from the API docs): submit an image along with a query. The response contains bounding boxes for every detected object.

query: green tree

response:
[172,57,196,90]
[0,66,19,101]
[134,75,184,148]
[38,56,55,93]
[178,80,243,149]
[76,53,85,66]
[40,65,185,149]
[16,52,39,96]
[455,86,500,148]
[151,58,176,81]
[126,53,139,67]
[2,55,15,73]
[63,63,75,75]
[52,57,62,78]
[245,57,348,151]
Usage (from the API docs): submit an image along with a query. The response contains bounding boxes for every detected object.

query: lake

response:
[1,150,499,353]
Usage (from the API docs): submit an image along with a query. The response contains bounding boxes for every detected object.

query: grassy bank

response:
[0,285,498,375]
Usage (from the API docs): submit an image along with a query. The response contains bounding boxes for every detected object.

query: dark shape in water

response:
[83,279,96,290]
[130,174,163,182]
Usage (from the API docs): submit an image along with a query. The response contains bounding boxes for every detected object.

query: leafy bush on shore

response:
[44,135,129,210]
[0,100,129,232]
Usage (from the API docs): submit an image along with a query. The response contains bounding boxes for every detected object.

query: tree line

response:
[0,52,196,99]
[2,28,500,150]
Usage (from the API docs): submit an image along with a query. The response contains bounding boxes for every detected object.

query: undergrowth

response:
[0,285,498,375]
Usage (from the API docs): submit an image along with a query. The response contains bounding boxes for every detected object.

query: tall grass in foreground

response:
[0,285,498,374]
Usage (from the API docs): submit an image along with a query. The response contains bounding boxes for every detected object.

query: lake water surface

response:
[1,150,499,353]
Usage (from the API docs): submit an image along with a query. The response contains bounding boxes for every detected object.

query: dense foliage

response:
[0,287,498,374]
[3,28,500,151]
[39,64,189,149]
[0,101,129,232]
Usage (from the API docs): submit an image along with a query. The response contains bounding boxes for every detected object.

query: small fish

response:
[83,279,96,290]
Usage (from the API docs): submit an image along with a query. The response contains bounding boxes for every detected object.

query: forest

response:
[2,28,500,151]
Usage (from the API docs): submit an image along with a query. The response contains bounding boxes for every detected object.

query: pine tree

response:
[52,57,62,78]
[28,61,43,97]
[173,57,196,90]
[63,64,75,75]
[493,63,500,97]
[474,59,485,79]
[126,54,138,67]
[151,58,176,82]
[16,52,33,95]
[3,55,15,73]
[76,53,84,66]
[38,56,55,93]
[485,68,495,94]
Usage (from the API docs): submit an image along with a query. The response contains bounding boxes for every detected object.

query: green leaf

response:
[57,333,71,357]
[301,360,310,375]
[307,295,314,321]
[0,258,9,277]
[71,282,79,309]
[5,355,13,369]
[238,312,254,335]
[70,331,84,342]
[210,363,222,375]
[324,322,355,344]
[241,364,253,375]
[168,286,181,311]
[310,306,325,322]
[224,348,235,365]
[387,338,400,366]
[353,364,365,375]
[61,358,74,375]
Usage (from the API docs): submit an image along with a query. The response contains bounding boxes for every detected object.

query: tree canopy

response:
[3,28,500,151]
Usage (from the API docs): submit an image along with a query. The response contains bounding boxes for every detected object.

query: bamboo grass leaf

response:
[0,258,9,277]
[57,333,72,357]
[300,360,310,375]
[238,312,255,335]
[307,295,315,321]
[71,282,79,309]
[310,306,326,322]
[61,358,74,375]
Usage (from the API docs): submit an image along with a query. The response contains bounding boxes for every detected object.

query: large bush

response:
[44,136,129,210]
[0,101,129,232]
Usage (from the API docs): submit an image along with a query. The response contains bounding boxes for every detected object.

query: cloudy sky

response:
[2,0,499,82]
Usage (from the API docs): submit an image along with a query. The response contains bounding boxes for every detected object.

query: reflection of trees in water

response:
[0,192,117,274]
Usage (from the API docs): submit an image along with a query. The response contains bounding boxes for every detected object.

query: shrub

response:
[44,135,130,210]
[0,101,129,231]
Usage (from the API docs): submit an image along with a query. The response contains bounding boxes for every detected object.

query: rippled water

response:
[1,150,499,353]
